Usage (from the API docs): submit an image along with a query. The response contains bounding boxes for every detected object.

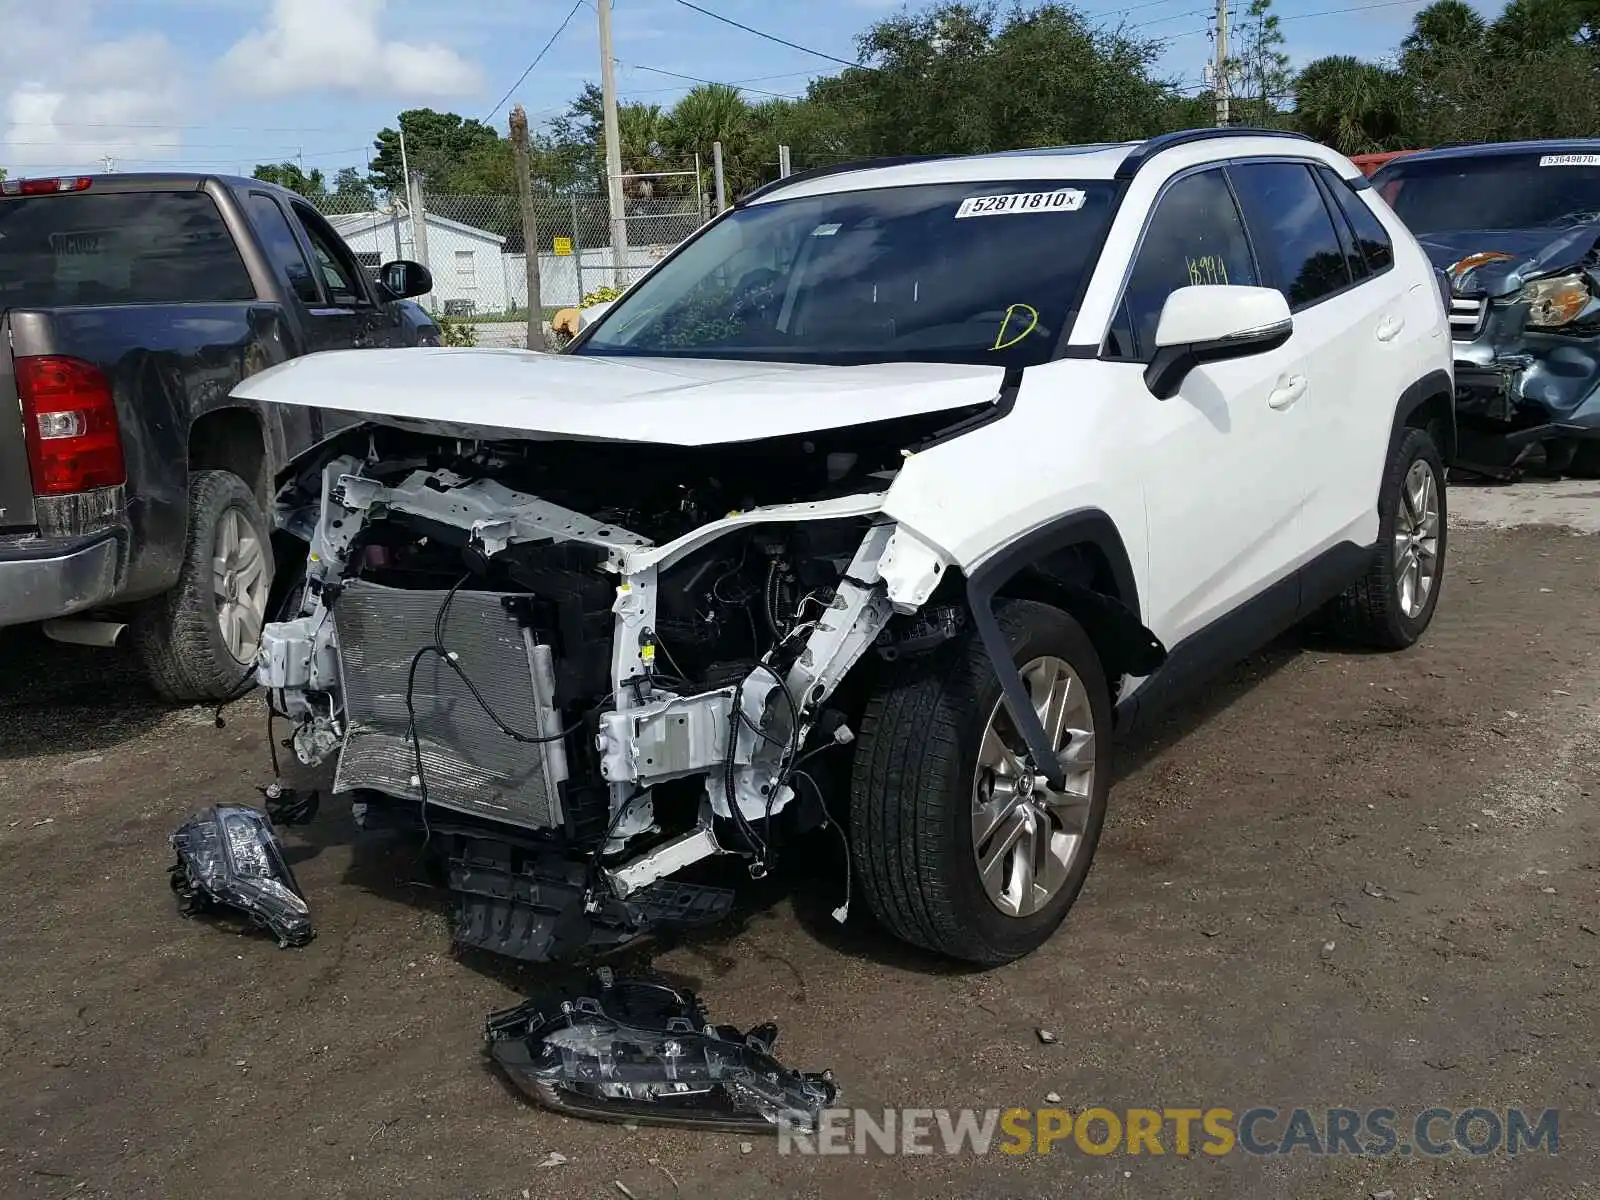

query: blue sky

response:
[0,0,1493,181]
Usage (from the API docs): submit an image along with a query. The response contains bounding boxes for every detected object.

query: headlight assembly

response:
[1519,272,1592,328]
[168,805,314,947]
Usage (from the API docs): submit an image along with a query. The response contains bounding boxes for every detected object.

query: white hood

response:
[232,346,1005,446]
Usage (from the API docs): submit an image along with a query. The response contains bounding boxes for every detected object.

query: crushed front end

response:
[256,421,955,961]
[1441,238,1600,475]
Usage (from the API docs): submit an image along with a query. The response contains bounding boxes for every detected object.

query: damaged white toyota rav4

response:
[240,129,1454,966]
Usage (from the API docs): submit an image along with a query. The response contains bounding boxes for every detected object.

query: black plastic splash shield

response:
[168,805,314,947]
[484,969,837,1133]
[446,832,735,964]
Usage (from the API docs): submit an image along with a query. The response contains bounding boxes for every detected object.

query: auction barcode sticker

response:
[1540,153,1600,167]
[956,189,1086,218]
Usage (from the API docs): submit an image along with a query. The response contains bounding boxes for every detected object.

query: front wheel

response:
[850,599,1113,965]
[1324,426,1447,649]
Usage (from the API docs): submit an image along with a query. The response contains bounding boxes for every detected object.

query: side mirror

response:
[1144,285,1293,399]
[379,260,433,300]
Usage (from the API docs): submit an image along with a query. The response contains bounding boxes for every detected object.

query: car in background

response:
[0,173,437,701]
[1371,139,1600,477]
[1351,150,1426,177]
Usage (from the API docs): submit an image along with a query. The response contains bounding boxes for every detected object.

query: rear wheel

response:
[1324,426,1446,650]
[133,469,274,702]
[850,600,1112,965]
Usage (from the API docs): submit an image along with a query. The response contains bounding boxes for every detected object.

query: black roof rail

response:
[734,154,956,206]
[1114,127,1314,180]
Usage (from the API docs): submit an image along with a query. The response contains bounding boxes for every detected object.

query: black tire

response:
[849,599,1113,965]
[1569,442,1600,479]
[1324,426,1447,650]
[133,469,275,703]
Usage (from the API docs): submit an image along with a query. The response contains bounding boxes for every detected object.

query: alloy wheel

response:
[213,508,270,662]
[970,655,1098,918]
[1394,458,1441,619]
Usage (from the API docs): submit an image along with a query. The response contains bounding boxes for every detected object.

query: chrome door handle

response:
[1376,314,1405,342]
[1268,374,1307,410]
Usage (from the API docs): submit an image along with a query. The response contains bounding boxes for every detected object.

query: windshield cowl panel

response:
[573,180,1118,369]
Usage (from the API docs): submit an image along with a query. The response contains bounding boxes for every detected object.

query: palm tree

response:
[665,85,758,195]
[616,103,670,198]
[1293,55,1408,154]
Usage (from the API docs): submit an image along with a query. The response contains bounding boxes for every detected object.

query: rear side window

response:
[1229,162,1351,310]
[1317,166,1395,275]
[246,192,321,305]
[0,191,254,309]
[1115,168,1258,359]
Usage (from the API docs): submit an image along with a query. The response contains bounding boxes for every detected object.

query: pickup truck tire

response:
[1324,426,1447,650]
[850,599,1112,965]
[133,469,275,703]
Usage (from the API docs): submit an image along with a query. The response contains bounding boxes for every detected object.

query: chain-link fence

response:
[314,174,708,344]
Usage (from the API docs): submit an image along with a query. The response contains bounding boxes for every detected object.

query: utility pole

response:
[1213,0,1230,128]
[712,140,728,213]
[398,117,412,207]
[509,105,547,351]
[778,144,792,178]
[597,0,629,288]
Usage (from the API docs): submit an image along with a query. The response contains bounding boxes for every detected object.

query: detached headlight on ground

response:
[168,805,314,947]
[485,968,836,1133]
[1518,272,1592,328]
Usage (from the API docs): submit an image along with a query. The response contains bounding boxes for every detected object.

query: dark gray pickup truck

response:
[0,172,437,700]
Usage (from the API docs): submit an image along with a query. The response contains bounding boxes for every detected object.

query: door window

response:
[1113,168,1258,359]
[290,203,366,307]
[1228,162,1352,310]
[247,192,320,305]
[1317,165,1395,275]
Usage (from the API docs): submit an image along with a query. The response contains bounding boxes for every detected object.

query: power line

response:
[484,0,586,122]
[671,0,869,70]
[1129,6,1209,28]
[620,62,807,100]
[1278,0,1428,20]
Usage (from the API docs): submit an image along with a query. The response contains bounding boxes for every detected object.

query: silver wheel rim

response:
[213,508,269,662]
[1394,459,1441,620]
[971,655,1097,918]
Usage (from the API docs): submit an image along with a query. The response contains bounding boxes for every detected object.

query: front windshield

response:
[574,179,1118,367]
[1373,153,1600,235]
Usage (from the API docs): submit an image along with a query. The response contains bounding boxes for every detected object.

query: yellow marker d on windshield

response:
[992,303,1040,351]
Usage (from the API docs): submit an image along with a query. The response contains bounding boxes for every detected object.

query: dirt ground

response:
[0,481,1596,1200]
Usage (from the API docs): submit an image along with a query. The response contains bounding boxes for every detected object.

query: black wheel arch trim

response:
[1392,368,1457,464]
[963,508,1166,788]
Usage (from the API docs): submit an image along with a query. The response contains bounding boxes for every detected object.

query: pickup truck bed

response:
[0,172,437,699]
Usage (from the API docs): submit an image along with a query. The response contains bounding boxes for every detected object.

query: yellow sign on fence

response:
[553,236,573,256]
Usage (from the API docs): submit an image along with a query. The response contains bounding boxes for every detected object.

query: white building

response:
[328,210,514,315]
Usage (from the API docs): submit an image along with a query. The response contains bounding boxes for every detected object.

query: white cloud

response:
[0,4,186,172]
[219,0,483,100]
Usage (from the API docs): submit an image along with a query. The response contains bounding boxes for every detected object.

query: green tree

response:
[837,2,1173,156]
[666,84,757,195]
[1292,55,1410,152]
[328,166,376,210]
[1228,0,1293,124]
[368,109,512,196]
[251,162,328,200]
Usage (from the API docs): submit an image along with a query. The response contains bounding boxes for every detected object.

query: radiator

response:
[332,580,567,831]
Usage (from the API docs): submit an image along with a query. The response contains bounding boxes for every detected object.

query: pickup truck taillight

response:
[15,355,126,495]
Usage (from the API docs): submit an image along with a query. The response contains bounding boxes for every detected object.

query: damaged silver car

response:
[1372,140,1600,476]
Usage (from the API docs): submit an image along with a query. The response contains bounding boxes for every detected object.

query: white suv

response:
[242,129,1454,967]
